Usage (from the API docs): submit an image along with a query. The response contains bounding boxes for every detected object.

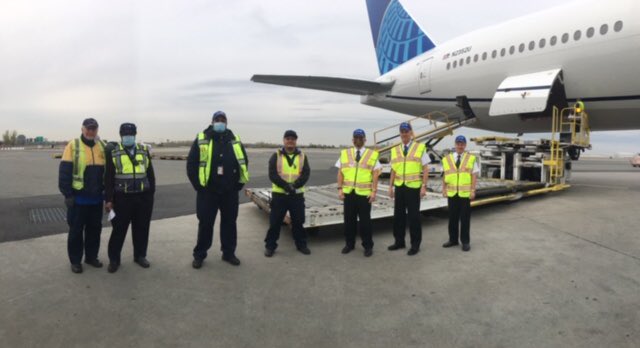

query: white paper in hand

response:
[108,210,116,221]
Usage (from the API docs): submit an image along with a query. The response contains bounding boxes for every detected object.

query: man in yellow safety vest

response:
[388,122,430,255]
[187,111,249,269]
[336,129,381,257]
[441,135,479,252]
[58,118,107,274]
[264,130,311,257]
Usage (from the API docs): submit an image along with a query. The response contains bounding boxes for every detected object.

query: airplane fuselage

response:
[363,0,640,133]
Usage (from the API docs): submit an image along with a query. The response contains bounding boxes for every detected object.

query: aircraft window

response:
[586,27,595,38]
[447,62,451,70]
[509,46,515,55]
[473,54,479,62]
[561,33,569,43]
[519,43,525,52]
[482,52,487,60]
[465,56,470,65]
[528,41,535,50]
[574,30,581,41]
[550,36,557,46]
[500,48,506,57]
[614,21,623,32]
[459,58,464,66]
[492,50,497,58]
[600,24,608,35]
[453,60,457,68]
[539,38,546,48]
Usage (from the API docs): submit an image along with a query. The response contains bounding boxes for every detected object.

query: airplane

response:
[251,0,640,159]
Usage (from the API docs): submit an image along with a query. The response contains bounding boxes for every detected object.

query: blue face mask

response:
[122,135,136,147]
[213,122,226,133]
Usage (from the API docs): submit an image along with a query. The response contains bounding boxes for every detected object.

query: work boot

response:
[297,246,311,255]
[192,259,203,269]
[387,243,406,251]
[264,249,275,257]
[134,257,150,268]
[407,248,420,256]
[462,244,471,252]
[341,245,354,254]
[364,248,373,257]
[84,259,103,268]
[71,264,83,274]
[222,254,241,266]
[107,263,120,273]
[442,241,459,248]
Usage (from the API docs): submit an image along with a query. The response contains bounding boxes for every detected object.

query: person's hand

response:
[105,202,113,212]
[64,196,74,208]
[470,191,476,201]
[388,186,394,199]
[420,186,427,198]
[286,184,296,195]
[442,190,447,198]
[368,191,377,204]
[338,188,345,201]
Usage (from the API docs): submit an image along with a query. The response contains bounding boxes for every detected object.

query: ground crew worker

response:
[104,123,155,273]
[336,129,381,257]
[58,118,107,273]
[187,111,249,269]
[442,135,479,252]
[264,130,311,257]
[388,122,430,255]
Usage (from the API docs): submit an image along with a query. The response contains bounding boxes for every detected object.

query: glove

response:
[64,196,75,208]
[286,184,296,194]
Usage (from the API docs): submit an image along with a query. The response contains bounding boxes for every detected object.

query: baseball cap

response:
[283,130,298,139]
[212,111,227,121]
[399,122,412,131]
[82,118,99,129]
[353,129,366,137]
[455,135,467,143]
[119,123,137,136]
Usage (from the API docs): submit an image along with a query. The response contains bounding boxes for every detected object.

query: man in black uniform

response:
[264,130,311,257]
[187,111,249,269]
[104,123,155,273]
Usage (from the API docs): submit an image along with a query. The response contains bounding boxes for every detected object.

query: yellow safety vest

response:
[71,138,106,190]
[442,152,476,198]
[111,143,151,193]
[391,141,426,188]
[340,148,379,196]
[197,132,249,187]
[272,150,305,194]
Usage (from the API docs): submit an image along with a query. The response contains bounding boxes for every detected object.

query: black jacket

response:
[104,143,156,203]
[186,127,248,192]
[268,148,310,194]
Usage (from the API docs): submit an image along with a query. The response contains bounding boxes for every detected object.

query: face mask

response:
[213,122,226,133]
[122,135,136,147]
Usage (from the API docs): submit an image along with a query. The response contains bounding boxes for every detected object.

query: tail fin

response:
[366,0,436,75]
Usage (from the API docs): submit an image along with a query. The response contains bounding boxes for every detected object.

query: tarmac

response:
[1,148,639,347]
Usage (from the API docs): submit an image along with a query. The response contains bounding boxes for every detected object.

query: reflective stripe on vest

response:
[197,132,250,187]
[272,150,305,194]
[72,138,105,190]
[340,148,379,196]
[112,143,150,193]
[390,141,425,188]
[442,153,475,198]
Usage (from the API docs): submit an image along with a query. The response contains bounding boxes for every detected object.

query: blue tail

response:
[366,0,436,75]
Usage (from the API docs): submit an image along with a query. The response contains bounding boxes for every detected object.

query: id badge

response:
[217,166,224,175]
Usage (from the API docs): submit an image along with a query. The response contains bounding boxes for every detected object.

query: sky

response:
[1,0,638,154]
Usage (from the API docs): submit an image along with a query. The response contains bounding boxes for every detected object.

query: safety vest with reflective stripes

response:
[340,148,379,196]
[442,152,476,198]
[390,141,426,188]
[197,132,249,187]
[272,150,305,194]
[71,138,106,190]
[112,143,151,193]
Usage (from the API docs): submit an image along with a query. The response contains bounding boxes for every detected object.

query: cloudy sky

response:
[1,0,638,154]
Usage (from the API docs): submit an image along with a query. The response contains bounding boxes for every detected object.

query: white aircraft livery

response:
[252,0,640,133]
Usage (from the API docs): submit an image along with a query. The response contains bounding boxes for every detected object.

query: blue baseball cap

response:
[455,135,467,143]
[353,129,366,137]
[399,122,412,131]
[212,110,227,121]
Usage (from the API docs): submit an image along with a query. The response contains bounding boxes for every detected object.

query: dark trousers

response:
[108,192,154,263]
[344,191,373,249]
[448,194,471,244]
[67,203,103,265]
[265,193,306,250]
[193,189,239,260]
[393,185,422,249]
